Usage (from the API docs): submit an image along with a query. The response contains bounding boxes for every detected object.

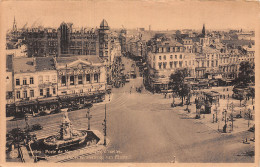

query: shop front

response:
[37,97,60,114]
[14,100,38,118]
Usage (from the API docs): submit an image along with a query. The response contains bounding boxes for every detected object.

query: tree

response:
[169,69,190,105]
[235,61,255,86]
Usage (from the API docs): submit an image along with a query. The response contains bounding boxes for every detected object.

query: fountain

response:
[43,110,87,151]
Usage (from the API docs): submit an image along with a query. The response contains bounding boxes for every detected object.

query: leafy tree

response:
[235,61,255,86]
[169,68,190,105]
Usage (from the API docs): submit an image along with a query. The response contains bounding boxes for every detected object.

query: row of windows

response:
[157,54,183,61]
[16,77,34,86]
[16,76,57,86]
[61,74,100,86]
[158,61,183,69]
[157,46,184,53]
[16,88,56,99]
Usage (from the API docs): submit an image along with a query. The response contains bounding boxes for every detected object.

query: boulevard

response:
[6,76,254,163]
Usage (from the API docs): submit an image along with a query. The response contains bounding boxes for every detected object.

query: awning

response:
[38,97,59,104]
[15,100,37,106]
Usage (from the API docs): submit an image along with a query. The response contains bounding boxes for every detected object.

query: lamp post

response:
[223,109,227,133]
[229,102,234,131]
[102,104,107,146]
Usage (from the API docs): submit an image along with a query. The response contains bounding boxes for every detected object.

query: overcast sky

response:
[1,0,259,31]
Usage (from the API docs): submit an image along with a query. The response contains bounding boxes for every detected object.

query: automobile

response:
[68,104,79,111]
[236,114,242,118]
[250,137,255,142]
[248,125,255,132]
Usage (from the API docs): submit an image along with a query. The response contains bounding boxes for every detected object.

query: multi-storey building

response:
[23,28,58,57]
[58,22,99,56]
[146,40,191,90]
[22,19,111,59]
[12,57,58,114]
[99,19,111,61]
[6,54,107,116]
[55,55,107,104]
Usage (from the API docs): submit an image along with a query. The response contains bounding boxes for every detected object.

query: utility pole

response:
[248,108,251,127]
[86,108,92,130]
[230,102,234,131]
[102,104,107,146]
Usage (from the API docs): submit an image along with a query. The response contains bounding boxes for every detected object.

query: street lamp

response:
[102,104,107,146]
[223,109,227,133]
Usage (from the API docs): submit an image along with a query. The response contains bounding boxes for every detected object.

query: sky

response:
[1,0,259,31]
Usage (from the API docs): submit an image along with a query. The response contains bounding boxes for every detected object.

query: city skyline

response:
[2,1,258,31]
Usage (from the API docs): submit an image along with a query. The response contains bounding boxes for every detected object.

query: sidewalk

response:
[165,93,254,135]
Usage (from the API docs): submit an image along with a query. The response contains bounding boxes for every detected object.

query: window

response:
[207,60,209,67]
[153,56,155,60]
[39,76,43,84]
[158,62,162,69]
[180,55,182,59]
[23,91,27,98]
[61,76,66,86]
[185,61,187,66]
[189,61,191,65]
[23,78,27,85]
[216,60,218,66]
[170,62,173,68]
[16,91,20,99]
[163,62,167,69]
[94,73,99,83]
[78,75,83,84]
[40,89,43,96]
[46,88,50,96]
[30,90,34,97]
[159,56,162,60]
[175,55,177,59]
[70,76,74,85]
[193,60,194,65]
[30,77,34,84]
[16,79,20,86]
[179,61,183,67]
[170,55,173,59]
[86,74,91,83]
[53,88,56,94]
[80,89,83,93]
[212,61,214,67]
[174,61,177,68]
[164,55,166,60]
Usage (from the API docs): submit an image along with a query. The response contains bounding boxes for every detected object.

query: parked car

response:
[236,114,242,118]
[248,124,255,132]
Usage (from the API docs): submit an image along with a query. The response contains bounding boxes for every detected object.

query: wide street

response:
[6,58,254,163]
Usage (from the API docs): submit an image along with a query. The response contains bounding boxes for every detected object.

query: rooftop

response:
[35,57,56,71]
[100,19,109,29]
[13,57,36,73]
[57,55,104,65]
